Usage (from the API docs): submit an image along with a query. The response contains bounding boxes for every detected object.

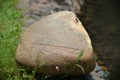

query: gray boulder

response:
[16,11,95,75]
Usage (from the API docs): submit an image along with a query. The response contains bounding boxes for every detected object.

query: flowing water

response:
[79,0,120,79]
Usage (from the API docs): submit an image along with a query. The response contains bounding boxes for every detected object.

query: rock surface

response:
[16,11,95,75]
[18,0,84,30]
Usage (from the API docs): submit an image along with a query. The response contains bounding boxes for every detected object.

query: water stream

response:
[79,0,120,79]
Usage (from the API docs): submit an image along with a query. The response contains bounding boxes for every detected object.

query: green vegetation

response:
[0,1,51,79]
[0,0,22,79]
[65,50,85,77]
[76,50,85,74]
[0,0,85,79]
[77,50,84,62]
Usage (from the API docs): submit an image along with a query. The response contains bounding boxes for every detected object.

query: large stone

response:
[16,11,95,75]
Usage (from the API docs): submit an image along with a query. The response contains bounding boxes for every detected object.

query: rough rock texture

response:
[16,11,95,75]
[18,0,84,30]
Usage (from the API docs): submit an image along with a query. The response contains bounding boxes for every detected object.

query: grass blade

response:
[75,64,85,74]
[77,50,84,61]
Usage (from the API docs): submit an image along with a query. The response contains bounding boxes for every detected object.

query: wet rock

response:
[90,63,108,80]
[16,11,95,75]
[90,63,105,80]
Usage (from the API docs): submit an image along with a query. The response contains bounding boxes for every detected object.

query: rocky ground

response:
[19,0,84,30]
[18,0,108,80]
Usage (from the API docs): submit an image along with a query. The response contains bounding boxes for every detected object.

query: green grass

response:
[0,0,23,79]
[0,0,85,79]
[0,1,50,79]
